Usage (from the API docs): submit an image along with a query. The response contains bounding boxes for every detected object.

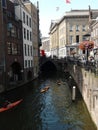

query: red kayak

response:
[0,99,23,112]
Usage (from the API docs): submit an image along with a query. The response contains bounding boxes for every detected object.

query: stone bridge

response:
[39,56,67,73]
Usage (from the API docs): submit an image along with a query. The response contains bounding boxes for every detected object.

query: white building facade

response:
[50,10,89,59]
[15,4,34,81]
[58,19,67,58]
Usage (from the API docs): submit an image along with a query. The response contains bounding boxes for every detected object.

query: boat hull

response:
[0,99,23,112]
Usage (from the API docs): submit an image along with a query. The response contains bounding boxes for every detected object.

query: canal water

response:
[0,72,97,130]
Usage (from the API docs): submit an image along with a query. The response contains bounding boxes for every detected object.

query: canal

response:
[0,72,97,130]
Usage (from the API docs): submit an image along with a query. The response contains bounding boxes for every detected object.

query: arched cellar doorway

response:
[10,62,22,81]
[27,71,32,80]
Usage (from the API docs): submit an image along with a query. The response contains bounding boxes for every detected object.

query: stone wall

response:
[66,63,98,129]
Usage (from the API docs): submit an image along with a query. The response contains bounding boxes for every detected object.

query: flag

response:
[66,0,71,4]
[40,50,45,56]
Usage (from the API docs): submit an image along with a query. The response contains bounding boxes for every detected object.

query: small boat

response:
[40,86,49,93]
[57,82,61,85]
[57,80,61,85]
[0,99,23,113]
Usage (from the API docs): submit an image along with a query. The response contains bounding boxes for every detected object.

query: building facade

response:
[15,1,34,81]
[58,18,67,58]
[0,0,40,92]
[89,7,98,61]
[49,20,59,58]
[49,10,90,58]
[23,0,39,79]
[0,0,24,92]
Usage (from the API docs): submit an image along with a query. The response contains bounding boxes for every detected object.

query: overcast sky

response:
[31,0,98,37]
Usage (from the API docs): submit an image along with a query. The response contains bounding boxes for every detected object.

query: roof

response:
[65,9,89,17]
[91,10,98,19]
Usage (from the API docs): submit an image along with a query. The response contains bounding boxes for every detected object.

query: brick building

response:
[0,0,24,92]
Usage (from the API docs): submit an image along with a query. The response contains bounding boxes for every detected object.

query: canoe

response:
[56,80,61,85]
[40,86,49,93]
[57,81,61,85]
[0,99,23,112]
[57,82,61,85]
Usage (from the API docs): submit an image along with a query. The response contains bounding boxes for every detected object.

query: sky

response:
[31,0,98,37]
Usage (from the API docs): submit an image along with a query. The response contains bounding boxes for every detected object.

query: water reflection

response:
[0,72,97,130]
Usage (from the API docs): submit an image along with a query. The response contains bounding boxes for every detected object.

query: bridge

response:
[39,56,68,73]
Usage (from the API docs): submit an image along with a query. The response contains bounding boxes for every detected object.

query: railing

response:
[66,56,98,75]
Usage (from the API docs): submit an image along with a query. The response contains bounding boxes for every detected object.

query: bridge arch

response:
[40,60,57,73]
[40,56,68,74]
[9,61,22,81]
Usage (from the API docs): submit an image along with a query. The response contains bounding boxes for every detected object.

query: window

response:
[76,35,79,43]
[28,60,30,68]
[82,35,86,41]
[30,31,32,41]
[82,25,86,31]
[31,46,33,56]
[70,25,73,31]
[31,60,33,67]
[12,43,18,55]
[76,25,79,31]
[24,28,26,39]
[27,30,29,40]
[11,25,17,37]
[7,42,20,55]
[7,42,12,54]
[28,45,30,56]
[29,18,31,27]
[25,60,27,68]
[69,35,73,44]
[7,23,17,38]
[7,23,12,36]
[26,15,28,26]
[24,44,27,56]
[23,12,25,23]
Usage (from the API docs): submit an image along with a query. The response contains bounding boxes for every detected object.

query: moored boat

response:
[0,99,23,112]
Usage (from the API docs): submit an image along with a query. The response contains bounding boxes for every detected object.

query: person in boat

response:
[40,86,50,93]
[57,80,61,85]
[3,100,11,108]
